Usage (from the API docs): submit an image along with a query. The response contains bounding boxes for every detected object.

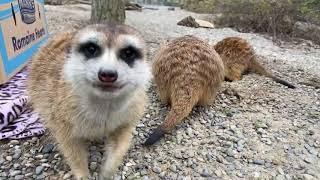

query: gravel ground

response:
[1,4,320,180]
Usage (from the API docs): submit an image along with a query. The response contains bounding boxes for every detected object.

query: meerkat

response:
[144,35,225,146]
[27,24,151,179]
[214,37,295,88]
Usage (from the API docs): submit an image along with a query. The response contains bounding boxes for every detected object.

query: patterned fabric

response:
[0,68,45,140]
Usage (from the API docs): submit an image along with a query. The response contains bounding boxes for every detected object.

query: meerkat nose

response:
[98,70,118,83]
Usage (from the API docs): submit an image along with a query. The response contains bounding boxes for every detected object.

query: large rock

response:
[293,21,320,44]
[177,16,214,29]
[177,16,200,28]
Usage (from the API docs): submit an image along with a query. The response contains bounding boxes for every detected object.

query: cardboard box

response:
[0,0,48,84]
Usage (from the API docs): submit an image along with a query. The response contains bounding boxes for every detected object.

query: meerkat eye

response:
[79,42,102,59]
[118,46,141,66]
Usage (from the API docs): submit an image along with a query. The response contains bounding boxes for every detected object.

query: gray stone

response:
[10,140,20,145]
[36,174,45,180]
[35,166,44,175]
[54,153,60,159]
[305,144,318,155]
[42,163,51,168]
[35,155,44,159]
[13,149,22,159]
[0,157,4,165]
[302,174,314,180]
[10,170,21,177]
[5,156,12,161]
[42,144,55,153]
[152,166,161,174]
[13,163,20,169]
[90,162,97,170]
[275,175,286,180]
[169,165,177,172]
[253,159,265,165]
[0,172,8,177]
[214,169,225,177]
[89,146,97,151]
[226,148,235,157]
[140,169,148,176]
[14,175,24,180]
[304,156,313,164]
[25,173,33,177]
[200,168,211,177]
[63,173,71,179]
[187,150,195,158]
[174,151,182,159]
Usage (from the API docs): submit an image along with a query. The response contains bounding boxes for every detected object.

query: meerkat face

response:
[64,24,151,99]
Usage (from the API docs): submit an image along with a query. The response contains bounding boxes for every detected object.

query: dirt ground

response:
[0,4,319,180]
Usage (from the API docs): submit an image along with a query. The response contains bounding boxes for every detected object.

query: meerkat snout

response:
[98,69,118,83]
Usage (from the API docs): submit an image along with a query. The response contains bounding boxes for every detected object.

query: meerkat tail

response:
[250,57,296,89]
[270,76,296,89]
[144,89,199,146]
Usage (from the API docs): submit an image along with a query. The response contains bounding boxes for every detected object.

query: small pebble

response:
[90,162,97,170]
[10,170,21,177]
[13,163,20,169]
[35,166,44,175]
[253,159,265,165]
[6,156,12,161]
[0,157,4,165]
[169,165,177,172]
[42,144,55,154]
[13,149,22,159]
[200,168,211,177]
[14,175,24,180]
[10,140,19,145]
[152,166,161,174]
[63,173,71,179]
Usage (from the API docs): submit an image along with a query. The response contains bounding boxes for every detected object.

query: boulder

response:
[177,16,214,29]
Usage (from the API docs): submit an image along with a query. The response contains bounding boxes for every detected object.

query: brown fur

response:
[144,35,225,146]
[214,37,295,88]
[27,25,149,179]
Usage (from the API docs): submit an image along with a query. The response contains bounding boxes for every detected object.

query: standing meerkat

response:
[27,24,151,179]
[214,36,295,88]
[144,35,225,146]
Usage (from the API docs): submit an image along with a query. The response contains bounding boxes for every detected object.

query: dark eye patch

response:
[78,42,102,59]
[118,46,142,66]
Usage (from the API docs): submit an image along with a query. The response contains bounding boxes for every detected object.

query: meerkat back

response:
[144,35,225,146]
[214,37,295,88]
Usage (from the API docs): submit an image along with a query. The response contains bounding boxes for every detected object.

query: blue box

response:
[0,0,48,84]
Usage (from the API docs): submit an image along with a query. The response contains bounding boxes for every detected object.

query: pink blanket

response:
[0,68,45,140]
